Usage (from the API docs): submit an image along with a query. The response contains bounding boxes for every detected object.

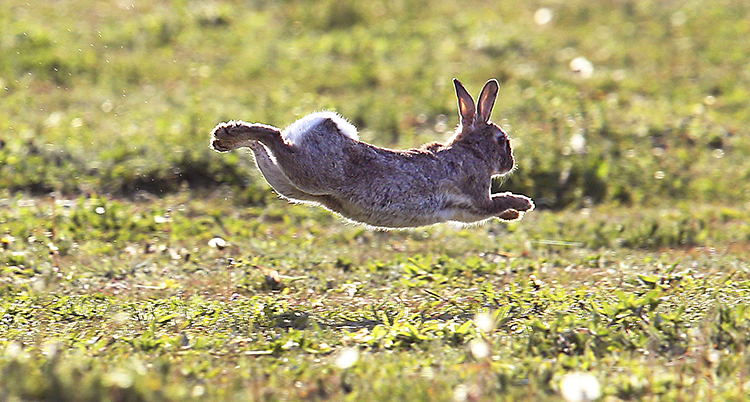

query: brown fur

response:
[210,79,534,229]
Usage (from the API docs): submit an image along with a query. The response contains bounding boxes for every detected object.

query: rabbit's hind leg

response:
[210,121,282,152]
[248,142,351,218]
[248,141,321,203]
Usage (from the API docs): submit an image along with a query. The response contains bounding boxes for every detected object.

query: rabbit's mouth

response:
[497,156,515,175]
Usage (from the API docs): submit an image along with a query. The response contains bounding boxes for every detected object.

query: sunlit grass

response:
[1,193,749,400]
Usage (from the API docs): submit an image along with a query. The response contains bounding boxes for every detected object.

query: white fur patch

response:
[282,111,359,144]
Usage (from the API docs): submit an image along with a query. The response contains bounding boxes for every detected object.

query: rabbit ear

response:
[477,79,499,124]
[453,78,476,126]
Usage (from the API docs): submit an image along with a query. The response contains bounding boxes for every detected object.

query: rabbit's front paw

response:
[491,193,534,221]
[513,195,535,212]
[493,192,535,212]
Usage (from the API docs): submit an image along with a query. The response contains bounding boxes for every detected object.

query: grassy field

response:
[2,0,750,401]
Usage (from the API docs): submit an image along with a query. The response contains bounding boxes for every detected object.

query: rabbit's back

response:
[283,111,358,145]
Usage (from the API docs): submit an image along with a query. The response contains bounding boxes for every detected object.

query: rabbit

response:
[209,78,534,229]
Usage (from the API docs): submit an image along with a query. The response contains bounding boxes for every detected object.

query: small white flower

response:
[154,215,170,224]
[534,8,553,25]
[560,372,601,402]
[453,384,469,402]
[468,338,491,359]
[570,57,594,78]
[191,385,206,398]
[208,237,227,249]
[95,206,105,214]
[474,312,495,334]
[570,133,586,154]
[334,347,360,369]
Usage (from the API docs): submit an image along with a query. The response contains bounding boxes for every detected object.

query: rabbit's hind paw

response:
[210,122,248,152]
[497,209,521,221]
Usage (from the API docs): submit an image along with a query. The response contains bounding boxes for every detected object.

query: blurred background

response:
[1,0,749,210]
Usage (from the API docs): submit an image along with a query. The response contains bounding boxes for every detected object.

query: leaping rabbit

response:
[210,78,534,229]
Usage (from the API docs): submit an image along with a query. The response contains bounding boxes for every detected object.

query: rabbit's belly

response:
[328,194,456,228]
[433,194,488,224]
[437,208,489,224]
[343,208,447,228]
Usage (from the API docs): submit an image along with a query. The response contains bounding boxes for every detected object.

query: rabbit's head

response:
[450,79,515,176]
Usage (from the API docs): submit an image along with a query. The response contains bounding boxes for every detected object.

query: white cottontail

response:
[210,78,534,228]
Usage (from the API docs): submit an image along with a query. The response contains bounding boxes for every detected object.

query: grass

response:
[2,0,750,401]
[2,196,749,401]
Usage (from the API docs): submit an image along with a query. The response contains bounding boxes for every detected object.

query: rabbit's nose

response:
[498,156,515,174]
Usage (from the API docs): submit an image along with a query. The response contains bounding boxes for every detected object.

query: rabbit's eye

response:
[493,129,508,143]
